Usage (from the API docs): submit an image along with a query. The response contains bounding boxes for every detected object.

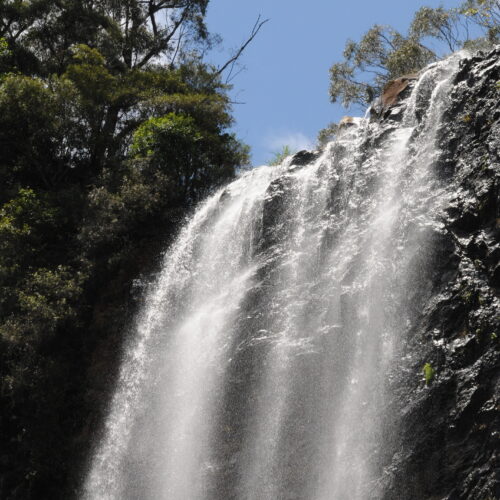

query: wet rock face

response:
[290,150,319,166]
[216,49,499,500]
[380,48,500,500]
[292,48,499,500]
[82,49,498,500]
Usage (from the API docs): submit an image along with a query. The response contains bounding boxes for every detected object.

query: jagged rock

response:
[290,150,319,166]
[283,48,499,500]
[382,74,419,108]
[370,73,419,119]
[382,47,500,500]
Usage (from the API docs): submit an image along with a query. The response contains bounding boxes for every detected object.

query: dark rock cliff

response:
[227,48,500,500]
[209,48,499,500]
[318,47,500,500]
[379,47,500,500]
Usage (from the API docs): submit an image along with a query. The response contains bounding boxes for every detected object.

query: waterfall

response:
[83,53,465,500]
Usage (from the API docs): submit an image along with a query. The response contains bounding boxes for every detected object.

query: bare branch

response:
[225,64,246,85]
[214,15,269,78]
[170,25,186,66]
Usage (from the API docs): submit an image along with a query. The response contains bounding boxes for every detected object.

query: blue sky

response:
[205,0,462,166]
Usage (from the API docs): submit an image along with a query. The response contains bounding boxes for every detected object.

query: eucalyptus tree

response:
[328,1,500,108]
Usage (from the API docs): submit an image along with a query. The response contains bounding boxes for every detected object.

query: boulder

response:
[381,74,418,109]
[290,150,319,166]
[338,116,357,128]
[370,73,418,119]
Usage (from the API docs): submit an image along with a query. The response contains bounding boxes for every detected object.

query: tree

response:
[131,113,247,200]
[329,23,437,108]
[0,0,211,73]
[0,2,256,497]
[461,0,500,42]
[317,122,339,147]
[410,7,463,52]
[328,2,499,108]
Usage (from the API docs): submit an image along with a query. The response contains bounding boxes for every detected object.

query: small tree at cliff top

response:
[328,2,500,109]
[268,145,295,166]
[461,0,500,42]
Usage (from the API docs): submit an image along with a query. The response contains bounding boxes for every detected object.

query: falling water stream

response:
[83,54,464,500]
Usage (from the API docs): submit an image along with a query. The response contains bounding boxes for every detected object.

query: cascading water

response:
[83,53,466,500]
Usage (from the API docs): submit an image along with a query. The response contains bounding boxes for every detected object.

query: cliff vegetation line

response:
[319,0,500,145]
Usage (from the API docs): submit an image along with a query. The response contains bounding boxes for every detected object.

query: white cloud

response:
[264,131,313,154]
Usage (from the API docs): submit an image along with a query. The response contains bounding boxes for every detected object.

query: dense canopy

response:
[0,1,248,497]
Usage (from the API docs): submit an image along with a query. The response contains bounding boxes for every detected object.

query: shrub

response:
[423,362,435,386]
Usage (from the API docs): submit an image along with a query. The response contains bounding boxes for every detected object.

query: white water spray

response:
[83,54,464,500]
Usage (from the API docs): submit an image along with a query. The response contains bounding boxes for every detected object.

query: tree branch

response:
[135,6,189,68]
[149,0,159,37]
[214,15,268,78]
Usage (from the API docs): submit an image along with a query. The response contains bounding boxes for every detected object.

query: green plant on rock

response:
[423,362,435,386]
[461,288,477,305]
[268,145,295,166]
[317,122,339,147]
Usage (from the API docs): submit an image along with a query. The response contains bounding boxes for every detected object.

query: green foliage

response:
[0,0,213,75]
[0,36,9,71]
[317,122,339,147]
[0,1,250,497]
[0,189,59,271]
[268,145,295,166]
[65,44,118,106]
[410,7,462,51]
[461,0,500,42]
[423,363,435,386]
[0,35,14,77]
[329,23,436,107]
[132,113,248,200]
[0,74,82,193]
[328,2,500,108]
[9,266,84,341]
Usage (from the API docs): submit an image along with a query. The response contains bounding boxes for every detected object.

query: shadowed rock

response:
[290,150,319,166]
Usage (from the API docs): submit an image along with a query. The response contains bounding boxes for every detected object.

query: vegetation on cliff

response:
[329,0,500,108]
[317,0,500,145]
